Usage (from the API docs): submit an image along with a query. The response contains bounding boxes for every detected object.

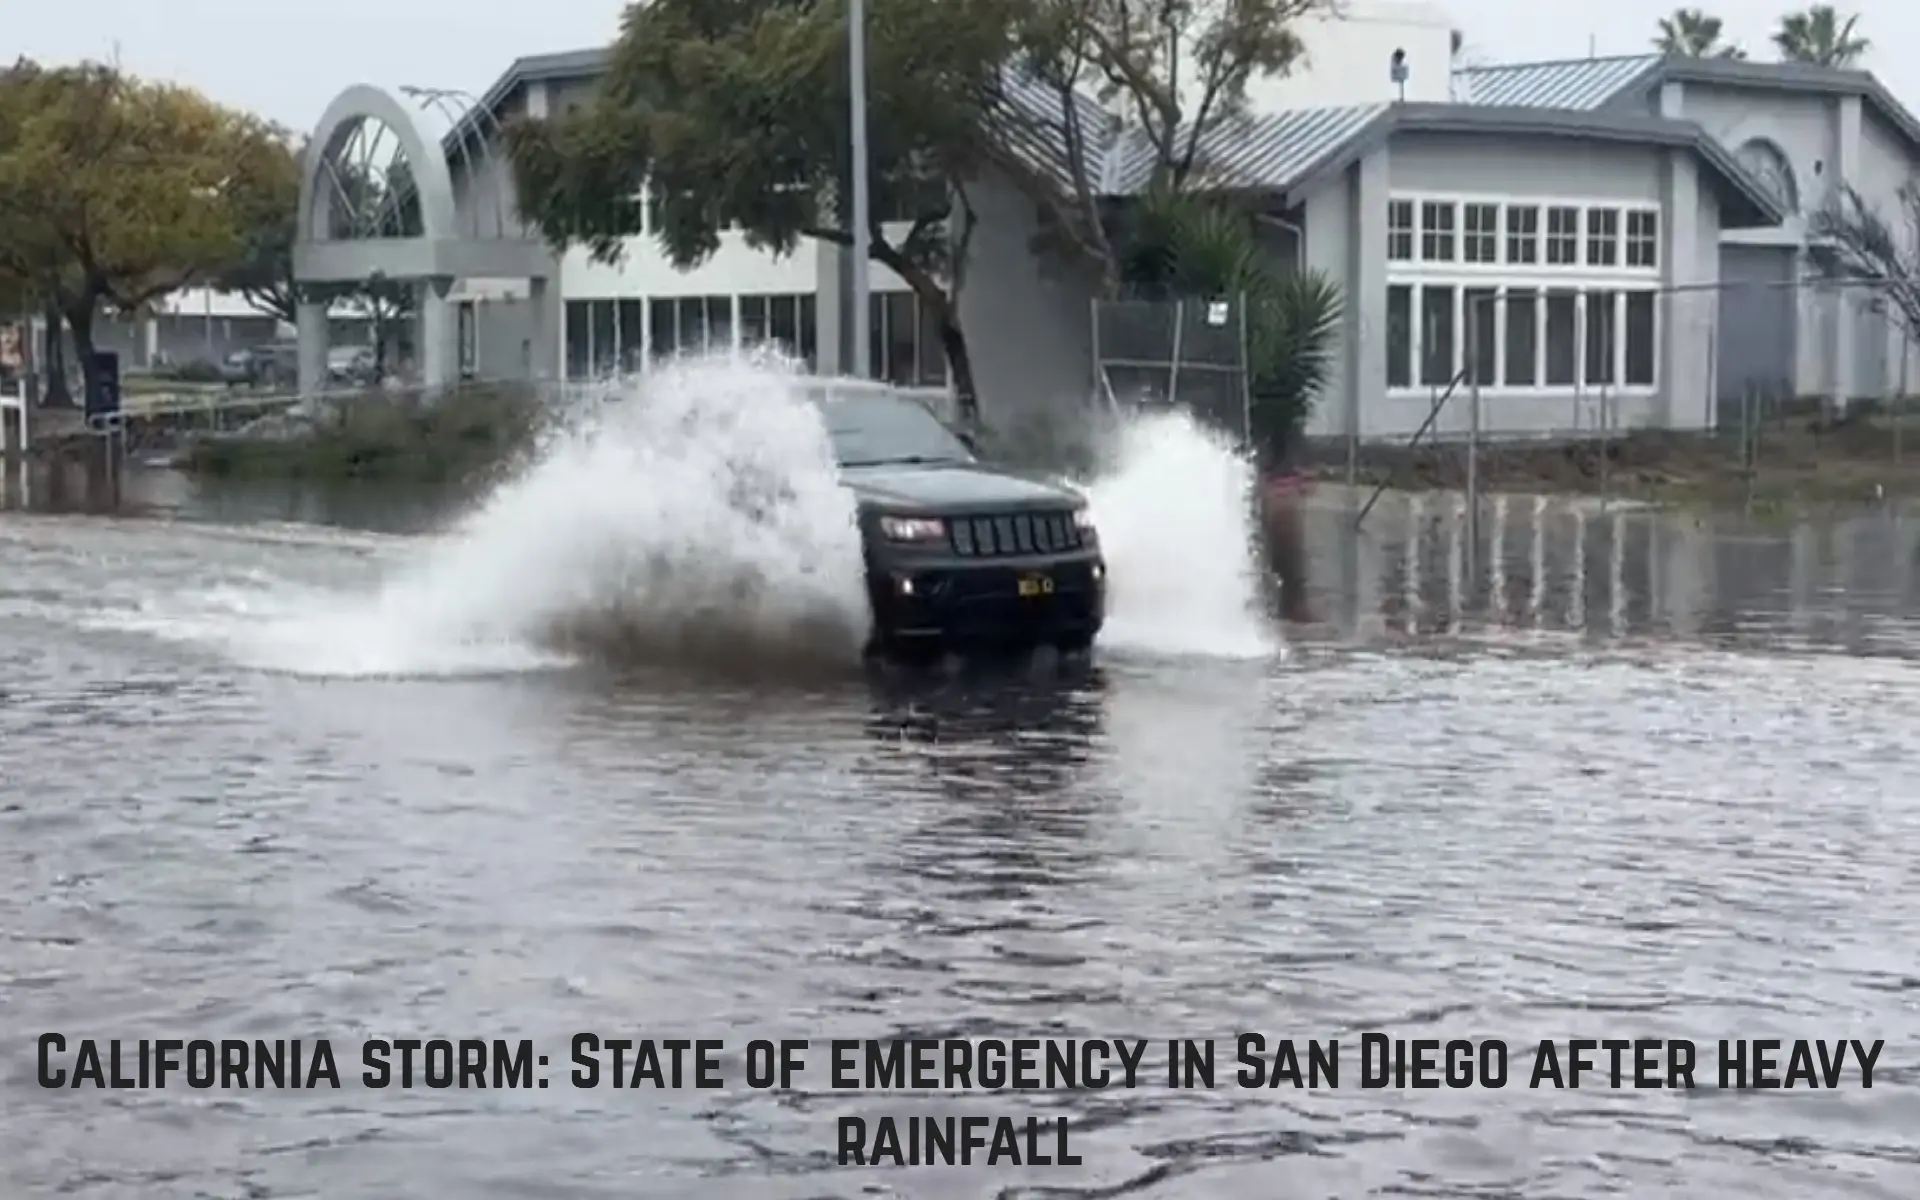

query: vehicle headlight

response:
[879,515,946,542]
[1072,506,1097,533]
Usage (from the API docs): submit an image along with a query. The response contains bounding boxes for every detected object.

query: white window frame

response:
[1383,278,1661,398]
[1419,199,1458,263]
[1387,199,1416,261]
[1624,208,1660,268]
[1384,192,1665,399]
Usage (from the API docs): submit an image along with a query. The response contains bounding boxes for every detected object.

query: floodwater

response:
[3,361,1919,1199]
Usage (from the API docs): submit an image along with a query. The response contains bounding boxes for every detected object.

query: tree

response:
[1772,6,1868,67]
[994,0,1328,296]
[1653,9,1745,57]
[211,133,306,324]
[1807,184,1920,351]
[0,59,289,403]
[506,0,1019,421]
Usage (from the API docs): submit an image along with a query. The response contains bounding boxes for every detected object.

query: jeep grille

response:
[947,511,1084,558]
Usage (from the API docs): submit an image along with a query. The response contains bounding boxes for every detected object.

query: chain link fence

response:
[1091,295,1253,447]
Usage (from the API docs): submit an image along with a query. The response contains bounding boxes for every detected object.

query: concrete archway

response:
[292,83,555,394]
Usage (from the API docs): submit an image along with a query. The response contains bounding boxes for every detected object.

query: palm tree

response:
[1772,6,1868,67]
[1118,188,1343,463]
[1654,8,1745,58]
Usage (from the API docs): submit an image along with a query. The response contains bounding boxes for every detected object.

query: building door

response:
[1716,244,1796,417]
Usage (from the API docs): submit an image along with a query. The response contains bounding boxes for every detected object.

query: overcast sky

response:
[8,0,1916,131]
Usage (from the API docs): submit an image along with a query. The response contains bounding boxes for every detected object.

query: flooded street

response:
[4,440,1920,1195]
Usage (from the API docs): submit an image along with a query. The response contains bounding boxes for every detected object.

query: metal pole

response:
[1237,294,1252,455]
[1466,299,1481,583]
[1166,299,1185,410]
[1899,328,1909,467]
[847,0,873,379]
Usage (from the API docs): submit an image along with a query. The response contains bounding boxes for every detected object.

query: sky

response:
[7,0,1918,132]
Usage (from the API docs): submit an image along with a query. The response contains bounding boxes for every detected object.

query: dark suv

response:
[819,388,1107,659]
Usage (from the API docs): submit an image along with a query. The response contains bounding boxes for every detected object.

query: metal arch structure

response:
[295,84,462,282]
[291,82,555,394]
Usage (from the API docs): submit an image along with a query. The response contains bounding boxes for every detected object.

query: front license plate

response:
[1018,574,1055,597]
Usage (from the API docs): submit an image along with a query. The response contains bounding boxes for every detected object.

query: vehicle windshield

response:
[821,393,974,468]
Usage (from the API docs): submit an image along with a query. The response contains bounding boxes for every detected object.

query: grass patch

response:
[1305,415,1920,512]
[180,383,543,485]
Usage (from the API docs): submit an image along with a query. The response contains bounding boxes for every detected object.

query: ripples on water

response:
[3,467,1920,1196]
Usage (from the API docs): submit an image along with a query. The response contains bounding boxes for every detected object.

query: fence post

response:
[1236,293,1253,455]
[1740,381,1756,513]
[1465,298,1481,583]
[1166,300,1186,410]
[1899,327,1910,467]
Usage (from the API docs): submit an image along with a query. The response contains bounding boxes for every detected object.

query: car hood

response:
[842,462,1082,511]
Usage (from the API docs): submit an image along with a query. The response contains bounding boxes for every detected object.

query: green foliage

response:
[210,133,306,323]
[505,0,1018,413]
[0,57,289,391]
[1116,188,1340,459]
[1772,6,1868,67]
[1002,0,1330,289]
[1653,9,1745,58]
[183,383,543,482]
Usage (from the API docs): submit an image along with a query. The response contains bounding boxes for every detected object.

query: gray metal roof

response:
[1453,53,1920,155]
[979,69,1119,193]
[1106,104,1387,194]
[436,49,1787,227]
[1653,55,1920,150]
[1451,55,1660,110]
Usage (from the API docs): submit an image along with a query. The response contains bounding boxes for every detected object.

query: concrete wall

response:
[1303,130,1729,441]
[950,170,1100,436]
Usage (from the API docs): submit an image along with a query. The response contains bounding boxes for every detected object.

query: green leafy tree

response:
[211,132,306,323]
[1119,188,1339,461]
[1654,9,1746,58]
[996,0,1328,295]
[506,0,1020,420]
[1772,6,1868,67]
[0,58,289,401]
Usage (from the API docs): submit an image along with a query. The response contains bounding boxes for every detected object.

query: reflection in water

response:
[1303,488,1920,657]
[9,474,1920,1198]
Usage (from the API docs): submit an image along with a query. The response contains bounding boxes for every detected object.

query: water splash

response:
[222,352,872,678]
[47,354,1276,675]
[1083,408,1277,660]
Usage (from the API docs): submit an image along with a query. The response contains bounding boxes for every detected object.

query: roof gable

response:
[1278,102,1785,228]
[1453,53,1920,160]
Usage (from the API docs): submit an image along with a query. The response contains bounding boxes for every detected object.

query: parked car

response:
[327,346,376,384]
[219,344,297,389]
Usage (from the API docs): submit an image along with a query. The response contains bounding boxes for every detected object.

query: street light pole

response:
[848,0,873,378]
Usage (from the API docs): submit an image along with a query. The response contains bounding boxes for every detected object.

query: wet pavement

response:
[2,468,1918,1199]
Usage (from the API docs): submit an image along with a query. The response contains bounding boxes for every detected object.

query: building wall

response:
[1657,79,1920,402]
[1240,1,1455,114]
[1854,108,1920,395]
[1306,131,1730,441]
[950,170,1100,436]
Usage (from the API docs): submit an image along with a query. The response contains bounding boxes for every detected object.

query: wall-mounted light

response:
[1390,49,1409,103]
